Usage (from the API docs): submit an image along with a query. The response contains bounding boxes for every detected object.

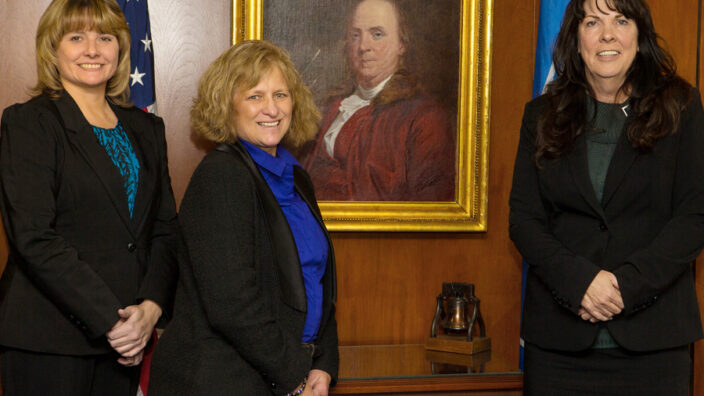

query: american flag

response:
[117,0,156,113]
[116,3,158,395]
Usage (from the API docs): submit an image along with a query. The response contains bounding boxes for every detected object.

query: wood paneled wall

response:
[148,0,228,202]
[330,1,535,367]
[649,1,700,85]
[0,0,703,394]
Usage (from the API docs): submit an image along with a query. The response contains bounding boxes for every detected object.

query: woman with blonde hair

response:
[0,0,178,394]
[149,40,338,395]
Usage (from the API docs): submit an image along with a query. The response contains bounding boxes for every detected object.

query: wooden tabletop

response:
[331,344,523,394]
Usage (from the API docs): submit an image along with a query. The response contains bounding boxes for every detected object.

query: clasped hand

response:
[106,299,162,366]
[300,369,332,396]
[579,270,624,323]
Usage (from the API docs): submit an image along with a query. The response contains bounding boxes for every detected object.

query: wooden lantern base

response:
[425,335,491,355]
[425,348,491,368]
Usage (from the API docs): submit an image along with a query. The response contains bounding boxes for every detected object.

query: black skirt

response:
[524,342,691,396]
[0,347,139,396]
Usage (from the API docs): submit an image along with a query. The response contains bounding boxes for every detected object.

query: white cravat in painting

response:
[323,74,393,157]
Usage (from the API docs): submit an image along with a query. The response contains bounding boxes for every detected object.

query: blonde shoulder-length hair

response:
[33,0,132,106]
[191,40,321,149]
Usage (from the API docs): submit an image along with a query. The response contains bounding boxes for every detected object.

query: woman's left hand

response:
[307,369,332,396]
[106,299,162,358]
[580,270,623,322]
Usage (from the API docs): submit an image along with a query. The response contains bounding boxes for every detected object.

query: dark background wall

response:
[0,0,703,393]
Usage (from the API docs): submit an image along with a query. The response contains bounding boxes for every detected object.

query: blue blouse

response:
[241,140,329,343]
[92,121,140,218]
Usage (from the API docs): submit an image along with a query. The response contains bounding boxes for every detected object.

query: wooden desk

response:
[331,344,523,395]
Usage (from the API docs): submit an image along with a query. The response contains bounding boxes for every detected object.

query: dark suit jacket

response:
[149,142,338,396]
[0,93,178,355]
[510,88,704,352]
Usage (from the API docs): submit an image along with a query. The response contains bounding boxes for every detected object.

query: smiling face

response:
[56,29,119,96]
[233,66,293,156]
[578,0,638,98]
[346,0,405,89]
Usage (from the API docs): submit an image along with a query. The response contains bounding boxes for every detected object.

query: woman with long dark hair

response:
[510,0,704,394]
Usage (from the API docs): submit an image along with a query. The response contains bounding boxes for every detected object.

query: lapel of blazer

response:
[601,118,638,207]
[54,93,135,236]
[567,133,606,219]
[294,166,337,303]
[216,142,307,313]
[113,105,157,234]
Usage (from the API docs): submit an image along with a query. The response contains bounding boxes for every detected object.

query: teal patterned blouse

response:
[92,121,140,218]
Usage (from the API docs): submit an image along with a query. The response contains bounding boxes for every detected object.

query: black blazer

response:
[0,93,178,355]
[510,88,704,352]
[149,142,338,396]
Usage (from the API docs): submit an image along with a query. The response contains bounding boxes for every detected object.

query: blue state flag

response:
[521,0,570,370]
[532,0,571,98]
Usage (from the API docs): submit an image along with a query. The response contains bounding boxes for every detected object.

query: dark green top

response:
[585,99,628,203]
[585,98,628,349]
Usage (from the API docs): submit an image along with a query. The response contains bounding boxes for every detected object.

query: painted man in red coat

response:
[300,0,455,201]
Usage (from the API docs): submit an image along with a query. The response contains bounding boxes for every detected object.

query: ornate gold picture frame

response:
[232,0,493,232]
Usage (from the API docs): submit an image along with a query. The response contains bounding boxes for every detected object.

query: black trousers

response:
[1,348,139,396]
[524,342,691,396]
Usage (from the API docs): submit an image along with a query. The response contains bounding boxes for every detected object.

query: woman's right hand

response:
[106,299,162,358]
[580,270,624,322]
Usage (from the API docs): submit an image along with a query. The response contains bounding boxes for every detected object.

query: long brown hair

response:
[536,0,690,164]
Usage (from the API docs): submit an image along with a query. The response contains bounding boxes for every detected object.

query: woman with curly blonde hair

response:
[150,40,338,396]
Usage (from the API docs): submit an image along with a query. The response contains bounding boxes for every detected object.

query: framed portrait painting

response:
[232,0,493,232]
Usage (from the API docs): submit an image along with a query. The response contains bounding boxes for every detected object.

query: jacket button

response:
[599,223,607,231]
[270,383,277,389]
[127,242,137,252]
